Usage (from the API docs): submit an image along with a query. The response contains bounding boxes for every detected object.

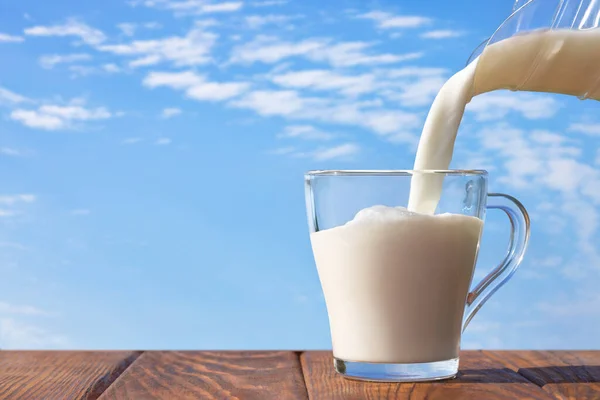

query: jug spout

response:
[468,0,600,65]
[513,0,533,11]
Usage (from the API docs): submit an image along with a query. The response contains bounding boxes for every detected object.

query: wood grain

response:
[0,350,596,399]
[99,351,308,400]
[0,351,141,400]
[301,350,554,400]
[485,350,600,400]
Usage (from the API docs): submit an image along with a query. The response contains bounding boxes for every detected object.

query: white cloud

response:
[117,23,137,36]
[233,90,320,116]
[272,143,360,160]
[68,65,99,77]
[117,22,162,36]
[138,65,441,146]
[568,122,600,136]
[358,11,431,29]
[269,66,446,106]
[465,319,552,349]
[530,130,571,146]
[561,199,600,265]
[401,79,447,106]
[0,194,35,218]
[311,143,360,161]
[11,102,112,131]
[23,105,110,121]
[187,81,250,101]
[522,255,563,279]
[144,70,203,89]
[477,124,578,188]
[144,70,249,101]
[129,56,162,68]
[0,148,23,157]
[25,19,106,45]
[267,66,447,106]
[0,33,25,43]
[229,35,422,67]
[359,109,420,135]
[0,302,49,316]
[231,89,420,135]
[155,137,172,145]
[0,194,36,205]
[144,22,163,29]
[543,158,598,194]
[277,125,334,140]
[122,137,143,144]
[245,14,297,29]
[538,291,600,316]
[309,43,423,68]
[465,320,502,333]
[194,19,221,28]
[382,67,447,78]
[420,30,465,39]
[252,0,287,5]
[473,122,600,280]
[131,0,243,15]
[268,146,295,155]
[0,87,31,105]
[39,53,92,69]
[161,107,182,118]
[0,242,28,250]
[230,36,325,64]
[0,318,68,349]
[386,130,419,146]
[271,69,376,96]
[203,2,243,13]
[294,293,315,305]
[381,73,446,107]
[71,209,91,215]
[136,51,440,144]
[99,25,217,67]
[467,92,560,121]
[102,63,121,73]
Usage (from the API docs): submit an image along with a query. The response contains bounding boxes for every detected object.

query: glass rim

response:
[305,169,488,177]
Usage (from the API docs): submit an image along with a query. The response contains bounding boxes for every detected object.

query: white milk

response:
[409,29,600,214]
[310,206,483,363]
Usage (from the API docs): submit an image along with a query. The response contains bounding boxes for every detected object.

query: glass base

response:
[333,357,459,382]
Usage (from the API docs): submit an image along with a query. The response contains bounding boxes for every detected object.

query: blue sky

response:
[0,0,598,350]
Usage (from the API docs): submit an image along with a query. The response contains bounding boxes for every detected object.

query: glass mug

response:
[305,170,530,382]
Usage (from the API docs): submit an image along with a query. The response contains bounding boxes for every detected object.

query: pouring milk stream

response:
[409,28,600,214]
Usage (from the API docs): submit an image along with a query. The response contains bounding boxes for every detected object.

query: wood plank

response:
[99,351,308,400]
[485,350,600,400]
[301,350,554,400]
[0,351,141,400]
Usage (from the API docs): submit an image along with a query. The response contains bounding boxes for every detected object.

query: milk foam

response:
[348,205,422,224]
[348,205,469,225]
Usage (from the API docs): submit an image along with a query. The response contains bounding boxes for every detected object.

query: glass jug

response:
[467,0,600,100]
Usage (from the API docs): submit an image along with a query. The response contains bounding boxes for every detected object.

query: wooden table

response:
[0,351,598,399]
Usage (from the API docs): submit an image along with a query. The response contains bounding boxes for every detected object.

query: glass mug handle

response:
[463,193,531,331]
